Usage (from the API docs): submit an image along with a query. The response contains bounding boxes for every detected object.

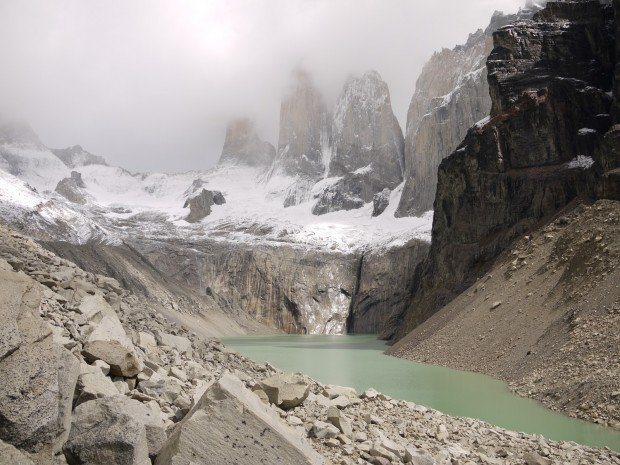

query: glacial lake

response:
[224,334,620,451]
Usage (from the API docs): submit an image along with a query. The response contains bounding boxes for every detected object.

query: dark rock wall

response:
[390,0,619,340]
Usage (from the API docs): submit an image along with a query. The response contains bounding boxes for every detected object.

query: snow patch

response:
[565,155,594,170]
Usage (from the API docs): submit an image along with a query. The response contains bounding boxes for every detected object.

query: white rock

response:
[83,315,142,377]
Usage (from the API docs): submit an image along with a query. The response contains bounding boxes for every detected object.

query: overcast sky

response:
[0,0,524,173]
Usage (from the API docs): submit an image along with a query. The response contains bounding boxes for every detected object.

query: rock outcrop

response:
[55,171,87,204]
[218,118,276,167]
[51,145,108,168]
[313,71,404,215]
[130,238,359,334]
[183,188,226,223]
[396,6,541,217]
[389,0,618,340]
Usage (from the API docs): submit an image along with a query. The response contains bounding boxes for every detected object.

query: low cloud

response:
[0,0,524,172]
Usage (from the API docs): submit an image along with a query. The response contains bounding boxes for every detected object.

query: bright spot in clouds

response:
[0,0,526,173]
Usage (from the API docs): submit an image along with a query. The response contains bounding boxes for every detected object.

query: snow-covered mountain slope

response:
[0,169,114,244]
[0,132,431,253]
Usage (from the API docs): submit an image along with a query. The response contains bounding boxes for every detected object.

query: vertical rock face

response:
[390,0,617,340]
[312,71,404,216]
[396,7,542,217]
[218,118,276,167]
[131,239,359,335]
[329,70,404,184]
[275,69,331,180]
[347,239,429,335]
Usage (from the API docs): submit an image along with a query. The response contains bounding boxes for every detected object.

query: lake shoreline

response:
[225,334,620,456]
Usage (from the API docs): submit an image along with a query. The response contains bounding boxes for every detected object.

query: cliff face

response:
[390,0,618,340]
[275,69,331,181]
[311,71,404,215]
[218,118,276,167]
[329,71,403,184]
[396,7,541,217]
[126,237,428,335]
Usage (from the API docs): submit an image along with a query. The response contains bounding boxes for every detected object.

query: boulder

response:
[524,452,552,465]
[259,373,311,409]
[322,384,357,399]
[0,269,79,455]
[83,315,142,376]
[138,376,183,403]
[155,373,325,465]
[326,406,352,438]
[153,330,192,356]
[63,397,152,465]
[76,294,113,325]
[312,421,339,439]
[404,446,436,465]
[135,331,156,350]
[75,363,119,405]
[120,400,167,457]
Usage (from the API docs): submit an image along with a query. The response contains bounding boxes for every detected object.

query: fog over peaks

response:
[0,0,524,173]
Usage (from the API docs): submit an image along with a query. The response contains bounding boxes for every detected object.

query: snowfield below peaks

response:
[0,141,432,253]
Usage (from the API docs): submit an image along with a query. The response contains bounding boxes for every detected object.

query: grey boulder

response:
[63,397,154,465]
[259,372,311,409]
[155,373,325,465]
[83,315,143,377]
[0,439,36,465]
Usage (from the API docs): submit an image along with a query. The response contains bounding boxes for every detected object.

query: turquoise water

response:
[224,334,620,451]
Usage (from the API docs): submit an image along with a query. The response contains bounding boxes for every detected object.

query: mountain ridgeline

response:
[221,69,405,215]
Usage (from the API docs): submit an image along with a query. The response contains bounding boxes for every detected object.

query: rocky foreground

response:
[0,224,619,465]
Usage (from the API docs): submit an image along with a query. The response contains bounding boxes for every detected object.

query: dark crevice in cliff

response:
[346,253,365,333]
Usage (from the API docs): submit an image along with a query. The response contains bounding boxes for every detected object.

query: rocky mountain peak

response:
[219,118,276,167]
[328,70,403,182]
[390,0,618,340]
[274,69,330,180]
[311,70,404,216]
